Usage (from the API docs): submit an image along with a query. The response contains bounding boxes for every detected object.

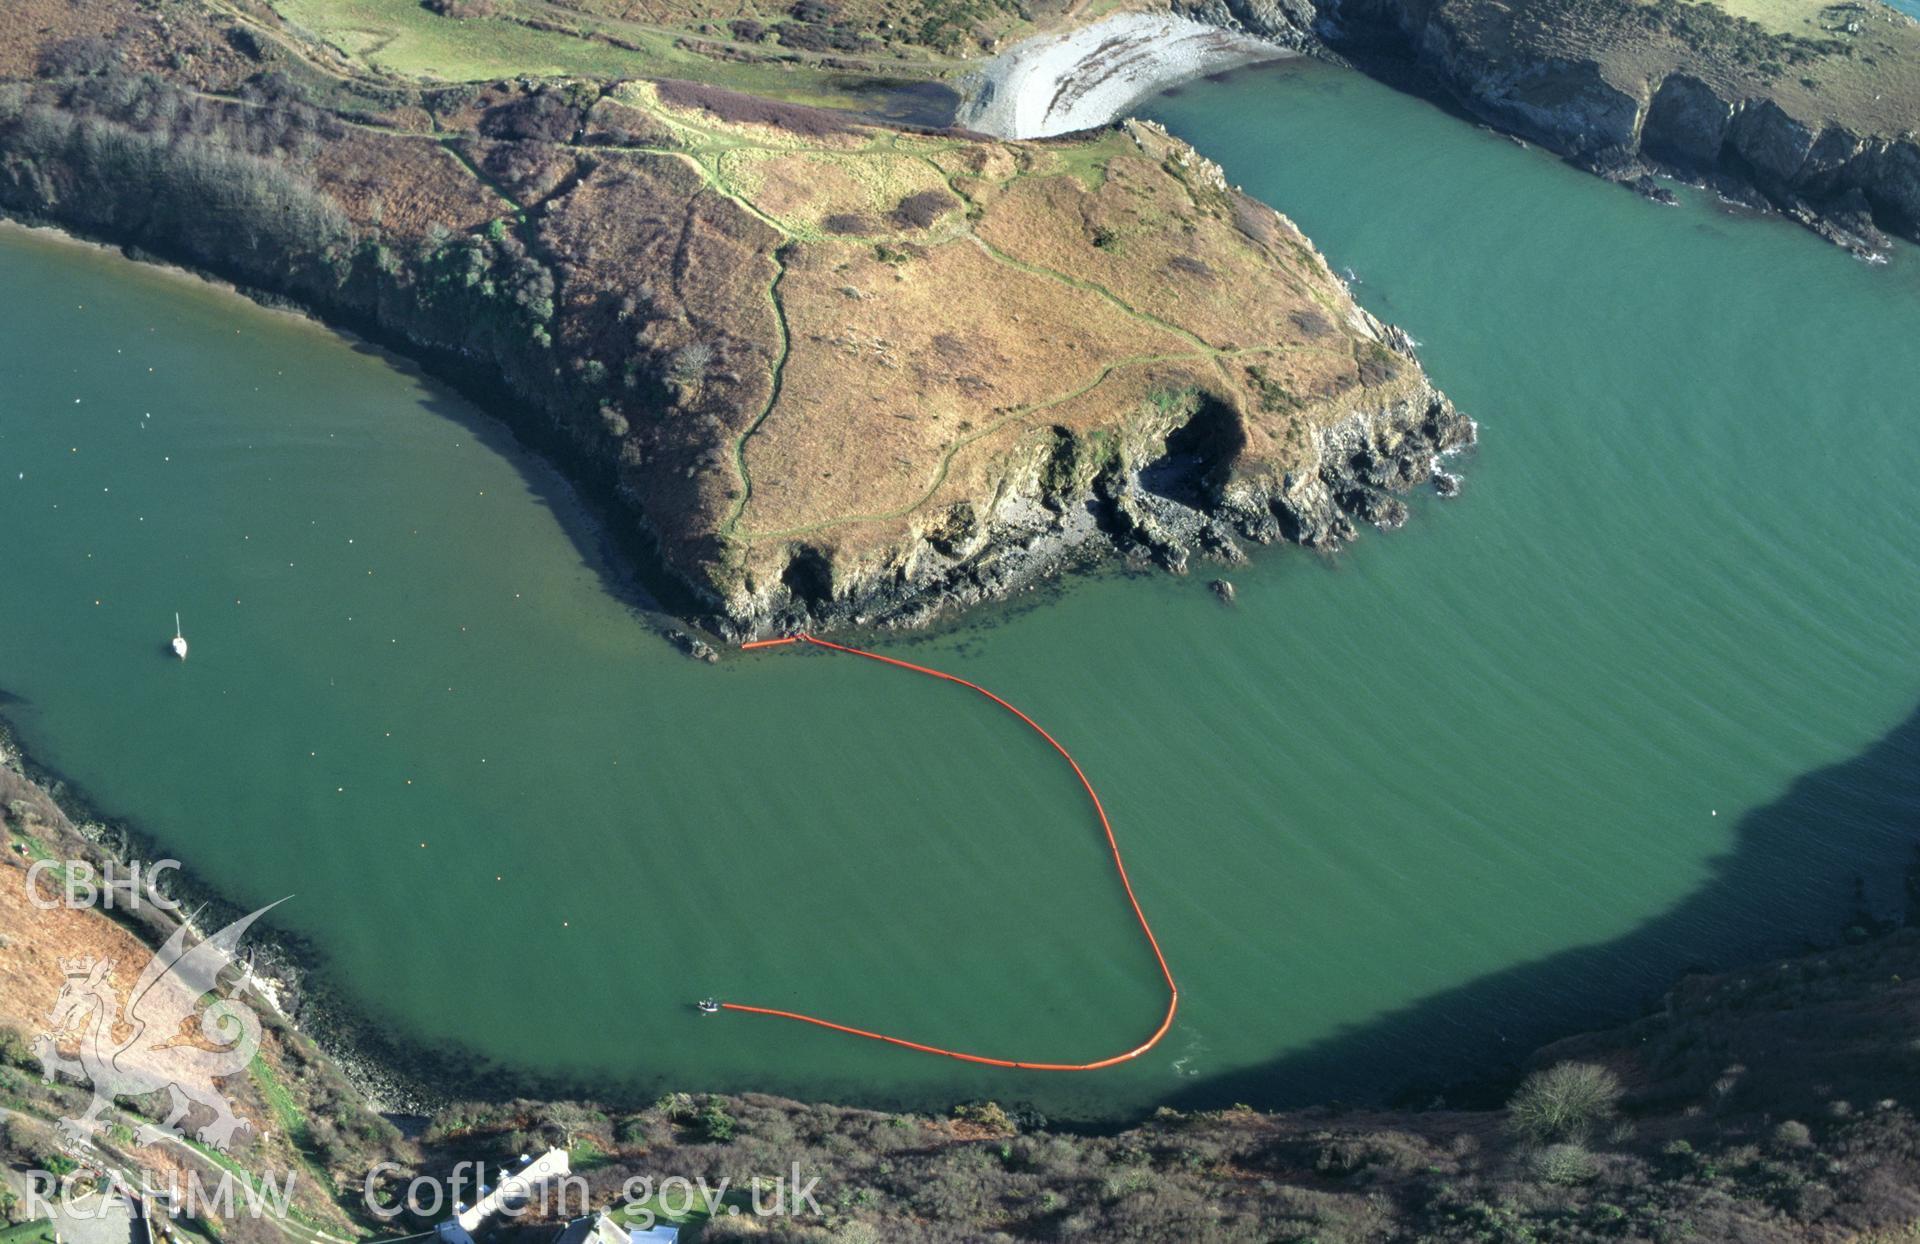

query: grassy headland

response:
[1,3,1916,1242]
[0,0,1468,638]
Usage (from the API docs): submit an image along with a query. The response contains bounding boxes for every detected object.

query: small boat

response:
[172,613,189,661]
[696,998,721,1015]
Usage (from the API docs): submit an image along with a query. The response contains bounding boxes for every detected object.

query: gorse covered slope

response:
[0,0,1468,636]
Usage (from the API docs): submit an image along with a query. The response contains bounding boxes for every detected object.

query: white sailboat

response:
[172,613,189,661]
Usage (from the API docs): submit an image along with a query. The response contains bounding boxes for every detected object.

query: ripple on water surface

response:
[3,64,1919,1119]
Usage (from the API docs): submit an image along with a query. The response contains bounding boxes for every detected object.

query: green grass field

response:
[272,0,701,78]
[264,0,976,104]
[0,1221,58,1244]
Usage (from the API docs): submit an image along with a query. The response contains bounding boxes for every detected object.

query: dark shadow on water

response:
[1170,698,1920,1112]
[330,335,716,638]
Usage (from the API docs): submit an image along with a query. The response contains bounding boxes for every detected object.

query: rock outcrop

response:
[0,20,1478,642]
[1188,0,1920,257]
[718,369,1473,639]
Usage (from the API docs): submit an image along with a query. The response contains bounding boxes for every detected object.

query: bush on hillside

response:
[422,0,499,19]
[1509,1062,1624,1145]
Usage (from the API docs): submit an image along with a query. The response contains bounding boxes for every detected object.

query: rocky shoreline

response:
[1401,54,1917,261]
[0,154,1471,655]
[1165,0,1920,258]
[0,715,457,1114]
[714,366,1475,641]
[12,712,1920,1242]
[953,0,1920,258]
[2,48,1479,650]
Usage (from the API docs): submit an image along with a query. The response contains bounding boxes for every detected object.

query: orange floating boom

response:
[723,632,1178,1071]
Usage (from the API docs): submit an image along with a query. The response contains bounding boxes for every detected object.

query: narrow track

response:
[724,634,1178,1071]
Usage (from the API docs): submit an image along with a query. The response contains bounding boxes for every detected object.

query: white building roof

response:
[627,1228,679,1244]
[554,1213,676,1244]
[456,1148,573,1234]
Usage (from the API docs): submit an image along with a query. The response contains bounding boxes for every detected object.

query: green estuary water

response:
[3,58,1918,1120]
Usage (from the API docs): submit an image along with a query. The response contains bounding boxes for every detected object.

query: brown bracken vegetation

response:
[6,755,1920,1242]
[0,0,1445,634]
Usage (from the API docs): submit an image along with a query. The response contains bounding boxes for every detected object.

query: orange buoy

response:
[725,633,1177,1071]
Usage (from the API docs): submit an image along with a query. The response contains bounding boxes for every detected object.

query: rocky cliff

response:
[754,345,1471,637]
[1190,0,1920,257]
[0,0,1475,642]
